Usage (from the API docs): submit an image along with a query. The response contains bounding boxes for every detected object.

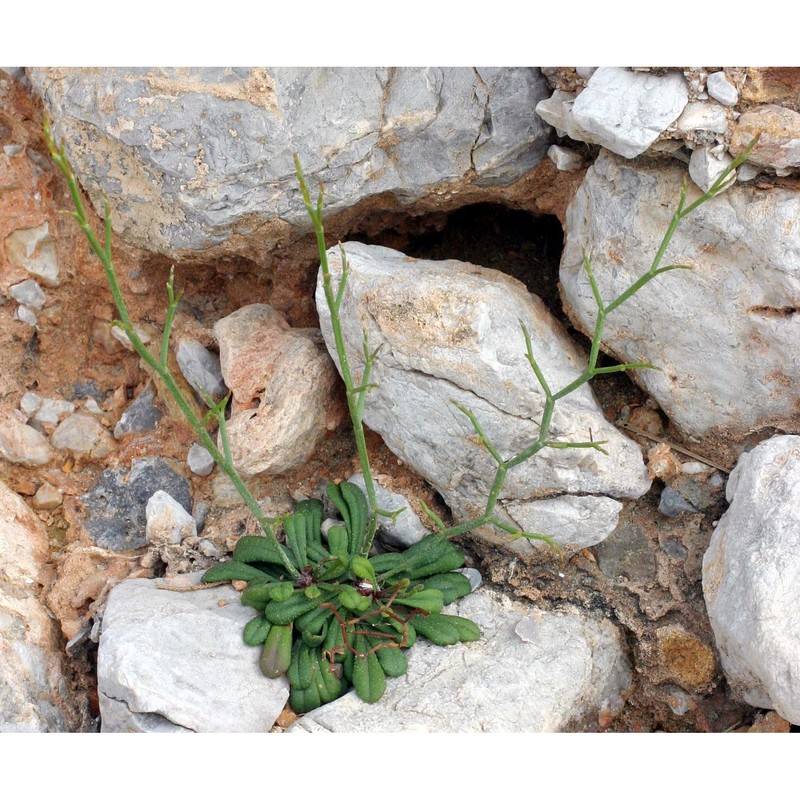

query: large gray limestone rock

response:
[561,150,800,442]
[0,480,86,731]
[702,436,800,724]
[316,242,651,549]
[97,573,288,732]
[289,589,631,732]
[29,68,552,257]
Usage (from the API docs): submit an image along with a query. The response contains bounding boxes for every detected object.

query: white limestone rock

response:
[675,102,729,137]
[706,71,739,107]
[98,573,289,732]
[702,436,800,723]
[187,442,215,476]
[145,490,197,545]
[560,150,800,440]
[347,473,428,548]
[570,68,688,158]
[4,222,59,286]
[289,589,631,732]
[316,242,650,549]
[9,279,46,310]
[688,145,735,193]
[547,144,584,171]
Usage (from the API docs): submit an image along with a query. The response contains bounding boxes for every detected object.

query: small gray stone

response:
[289,590,631,732]
[571,68,688,158]
[347,473,428,548]
[658,486,700,517]
[547,144,584,171]
[9,279,46,310]
[98,573,288,732]
[14,305,37,326]
[32,482,63,510]
[187,442,215,476]
[145,490,197,545]
[51,412,116,459]
[80,457,192,551]
[176,339,227,401]
[594,522,657,585]
[4,222,59,286]
[113,385,163,438]
[459,567,483,592]
[20,392,75,428]
[706,71,738,107]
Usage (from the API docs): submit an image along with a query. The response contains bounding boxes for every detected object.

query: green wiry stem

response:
[294,156,382,556]
[441,139,758,546]
[45,118,300,581]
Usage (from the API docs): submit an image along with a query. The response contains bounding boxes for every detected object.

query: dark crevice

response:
[347,202,565,320]
[747,305,800,318]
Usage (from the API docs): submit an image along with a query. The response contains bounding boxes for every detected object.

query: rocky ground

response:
[1,67,798,733]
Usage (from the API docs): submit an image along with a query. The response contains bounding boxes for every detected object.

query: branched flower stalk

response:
[426,138,760,547]
[294,156,398,557]
[44,117,301,581]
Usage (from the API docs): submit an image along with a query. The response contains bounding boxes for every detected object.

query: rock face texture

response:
[703,436,800,724]
[290,589,631,732]
[29,67,552,257]
[0,480,87,731]
[213,304,343,476]
[316,242,651,548]
[560,150,800,443]
[97,573,289,732]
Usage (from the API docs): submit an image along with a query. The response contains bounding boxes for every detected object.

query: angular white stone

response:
[571,68,688,158]
[289,590,631,732]
[4,222,59,286]
[145,490,197,545]
[706,71,738,107]
[560,150,800,439]
[688,145,735,193]
[9,279,46,310]
[675,101,729,136]
[703,436,800,723]
[316,242,650,546]
[547,144,584,171]
[20,391,75,427]
[98,573,288,732]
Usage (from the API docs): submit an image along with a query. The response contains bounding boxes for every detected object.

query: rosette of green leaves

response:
[202,481,480,712]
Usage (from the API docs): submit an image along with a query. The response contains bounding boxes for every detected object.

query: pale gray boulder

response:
[289,589,631,732]
[97,573,288,732]
[561,150,800,441]
[316,242,651,549]
[703,436,800,724]
[29,68,552,257]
